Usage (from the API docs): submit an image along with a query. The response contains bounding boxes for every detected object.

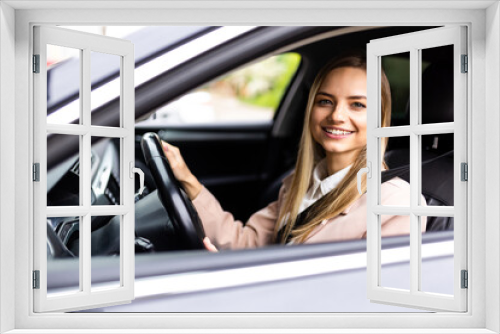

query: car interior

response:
[46,25,455,260]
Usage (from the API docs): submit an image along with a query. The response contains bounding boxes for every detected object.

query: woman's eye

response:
[317,99,332,106]
[352,102,366,109]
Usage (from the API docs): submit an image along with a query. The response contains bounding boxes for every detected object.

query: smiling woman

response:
[161,53,426,250]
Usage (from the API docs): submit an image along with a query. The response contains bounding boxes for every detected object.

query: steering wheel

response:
[141,132,206,249]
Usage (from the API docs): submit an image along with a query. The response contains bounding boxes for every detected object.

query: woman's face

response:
[310,66,367,164]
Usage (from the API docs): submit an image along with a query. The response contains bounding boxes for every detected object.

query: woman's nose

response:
[328,103,347,122]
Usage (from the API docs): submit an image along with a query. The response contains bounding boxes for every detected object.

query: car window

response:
[137,52,301,125]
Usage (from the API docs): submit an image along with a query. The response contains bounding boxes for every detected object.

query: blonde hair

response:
[273,54,392,244]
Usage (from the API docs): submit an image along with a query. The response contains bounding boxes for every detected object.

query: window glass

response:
[91,137,122,206]
[420,216,454,295]
[380,215,411,291]
[381,136,410,207]
[46,45,81,125]
[91,215,122,291]
[421,45,454,124]
[137,53,301,125]
[91,52,122,127]
[47,216,81,297]
[421,134,454,207]
[381,52,411,127]
[47,134,80,206]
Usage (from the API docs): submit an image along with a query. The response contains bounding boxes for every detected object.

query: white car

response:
[45,25,456,312]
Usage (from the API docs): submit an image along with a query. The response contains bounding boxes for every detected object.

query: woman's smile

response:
[322,126,355,139]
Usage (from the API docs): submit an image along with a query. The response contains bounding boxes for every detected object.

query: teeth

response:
[325,128,352,135]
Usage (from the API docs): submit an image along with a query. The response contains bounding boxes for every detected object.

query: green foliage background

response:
[206,53,302,113]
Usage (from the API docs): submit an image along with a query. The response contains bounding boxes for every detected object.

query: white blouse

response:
[278,159,351,232]
[298,159,351,214]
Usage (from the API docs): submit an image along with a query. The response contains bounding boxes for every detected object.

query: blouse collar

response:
[311,158,351,198]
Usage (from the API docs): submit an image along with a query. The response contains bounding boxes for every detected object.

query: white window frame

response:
[366,26,467,312]
[33,25,136,312]
[1,2,498,333]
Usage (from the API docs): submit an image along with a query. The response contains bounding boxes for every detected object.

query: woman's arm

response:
[162,141,290,250]
[192,186,285,249]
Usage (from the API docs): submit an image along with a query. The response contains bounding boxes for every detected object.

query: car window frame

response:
[2,3,494,333]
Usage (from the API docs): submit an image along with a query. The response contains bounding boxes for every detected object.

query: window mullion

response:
[81,48,91,208]
[412,123,454,135]
[409,48,420,294]
[373,123,454,138]
[373,206,454,216]
[81,48,92,295]
[122,52,135,292]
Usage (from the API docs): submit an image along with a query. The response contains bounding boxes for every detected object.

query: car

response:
[45,25,455,312]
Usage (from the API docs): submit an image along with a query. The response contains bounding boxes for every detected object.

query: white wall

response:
[486,2,500,333]
[0,2,16,333]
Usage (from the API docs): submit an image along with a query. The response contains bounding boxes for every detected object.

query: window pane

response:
[137,53,301,126]
[380,215,410,291]
[420,216,454,295]
[381,52,410,127]
[47,216,80,297]
[46,45,81,125]
[381,137,410,207]
[421,134,454,207]
[91,137,122,205]
[91,52,122,127]
[421,45,454,124]
[91,215,121,291]
[47,134,81,206]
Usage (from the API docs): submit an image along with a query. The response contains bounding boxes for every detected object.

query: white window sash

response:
[366,25,467,312]
[33,25,135,312]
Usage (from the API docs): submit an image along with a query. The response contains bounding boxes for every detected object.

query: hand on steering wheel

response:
[160,141,203,201]
[141,132,206,250]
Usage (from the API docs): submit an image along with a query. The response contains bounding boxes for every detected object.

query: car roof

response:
[47,26,217,114]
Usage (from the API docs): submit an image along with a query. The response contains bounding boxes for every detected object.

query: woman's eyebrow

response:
[316,92,366,100]
[316,91,334,98]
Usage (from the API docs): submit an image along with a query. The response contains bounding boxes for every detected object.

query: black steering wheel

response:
[141,132,206,249]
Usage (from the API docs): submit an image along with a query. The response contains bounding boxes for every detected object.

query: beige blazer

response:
[192,174,427,249]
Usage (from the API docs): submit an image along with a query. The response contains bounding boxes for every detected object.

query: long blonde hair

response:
[273,54,392,244]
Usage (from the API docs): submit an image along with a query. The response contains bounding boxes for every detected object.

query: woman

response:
[162,54,426,250]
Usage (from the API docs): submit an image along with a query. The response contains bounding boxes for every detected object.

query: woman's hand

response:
[203,237,218,252]
[161,141,203,200]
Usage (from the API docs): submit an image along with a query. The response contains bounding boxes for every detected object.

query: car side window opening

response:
[41,26,464,313]
[138,52,301,125]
